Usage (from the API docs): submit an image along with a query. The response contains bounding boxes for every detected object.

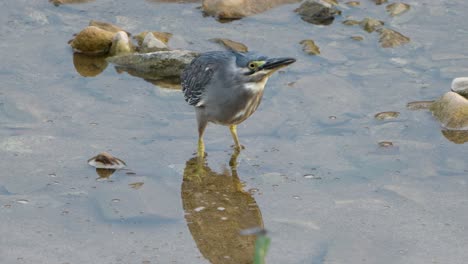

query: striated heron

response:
[181,51,295,157]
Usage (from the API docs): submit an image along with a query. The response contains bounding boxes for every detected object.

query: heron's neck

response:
[243,77,268,93]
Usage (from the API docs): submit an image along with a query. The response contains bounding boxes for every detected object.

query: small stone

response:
[129,182,144,189]
[451,77,468,97]
[133,31,173,46]
[295,0,341,26]
[371,0,387,5]
[386,3,410,17]
[300,39,320,55]
[374,111,400,120]
[210,38,248,52]
[345,1,360,6]
[377,28,410,48]
[88,152,126,169]
[378,141,393,147]
[140,32,169,53]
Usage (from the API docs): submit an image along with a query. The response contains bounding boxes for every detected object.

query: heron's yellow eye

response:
[248,62,256,70]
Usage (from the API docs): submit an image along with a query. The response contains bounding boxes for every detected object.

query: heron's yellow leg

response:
[230,125,241,150]
[197,136,205,158]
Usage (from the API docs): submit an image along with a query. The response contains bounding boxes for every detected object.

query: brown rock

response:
[210,38,248,52]
[346,1,360,6]
[300,39,320,55]
[371,0,387,5]
[69,26,115,55]
[89,20,130,35]
[386,3,410,16]
[202,0,300,19]
[377,28,410,48]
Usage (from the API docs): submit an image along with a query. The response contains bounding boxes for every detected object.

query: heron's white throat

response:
[243,78,268,93]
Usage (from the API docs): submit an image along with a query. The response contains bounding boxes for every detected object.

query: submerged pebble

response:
[377,28,410,48]
[360,17,384,33]
[300,39,320,55]
[371,0,387,5]
[374,111,399,120]
[406,101,434,110]
[386,3,410,17]
[210,38,248,52]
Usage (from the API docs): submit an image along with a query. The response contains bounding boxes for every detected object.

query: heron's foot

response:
[230,144,245,151]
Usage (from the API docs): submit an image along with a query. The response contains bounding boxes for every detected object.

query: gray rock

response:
[295,0,341,26]
[106,50,199,77]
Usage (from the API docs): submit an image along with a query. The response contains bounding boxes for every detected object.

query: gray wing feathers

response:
[181,56,216,106]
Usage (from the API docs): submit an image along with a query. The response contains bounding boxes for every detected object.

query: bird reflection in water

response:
[181,152,263,264]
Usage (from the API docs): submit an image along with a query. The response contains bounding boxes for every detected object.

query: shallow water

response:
[1,0,468,263]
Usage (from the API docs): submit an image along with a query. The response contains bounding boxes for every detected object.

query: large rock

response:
[430,92,468,130]
[106,50,199,77]
[295,0,341,25]
[202,0,300,19]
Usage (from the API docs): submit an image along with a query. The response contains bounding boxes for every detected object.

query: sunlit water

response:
[1,0,468,263]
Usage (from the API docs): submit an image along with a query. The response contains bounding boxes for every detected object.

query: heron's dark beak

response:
[260,57,296,71]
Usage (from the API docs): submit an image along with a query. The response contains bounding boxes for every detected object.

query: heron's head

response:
[233,52,296,83]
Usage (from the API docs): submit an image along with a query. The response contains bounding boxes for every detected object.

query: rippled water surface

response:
[1,0,468,263]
